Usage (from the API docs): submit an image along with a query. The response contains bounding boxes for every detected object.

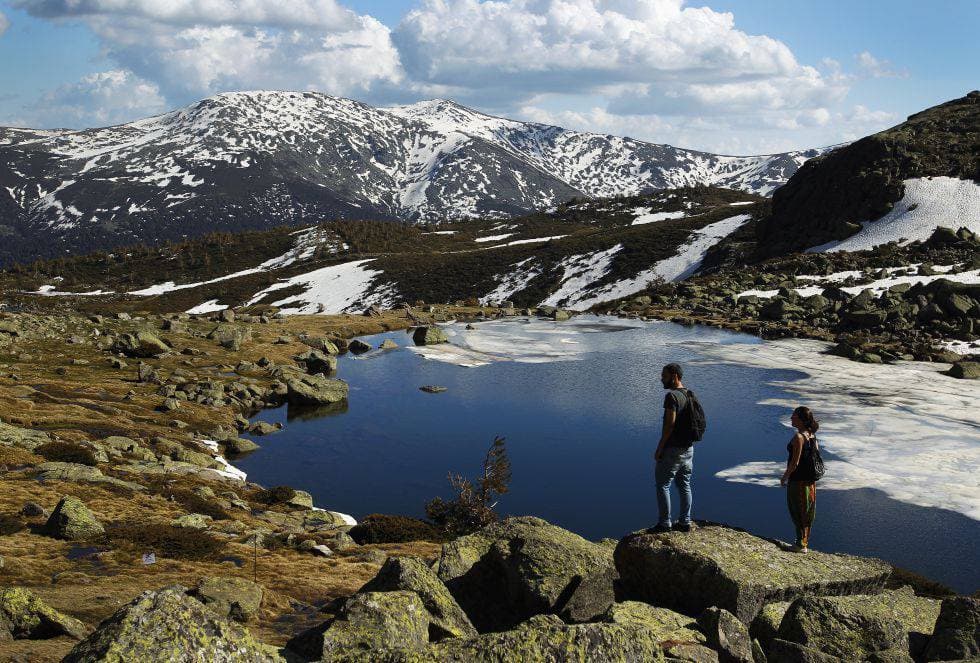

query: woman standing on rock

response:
[780,406,821,553]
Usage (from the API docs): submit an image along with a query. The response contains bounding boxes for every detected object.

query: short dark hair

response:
[663,363,683,379]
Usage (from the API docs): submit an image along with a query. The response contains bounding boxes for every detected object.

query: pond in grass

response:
[235,316,980,593]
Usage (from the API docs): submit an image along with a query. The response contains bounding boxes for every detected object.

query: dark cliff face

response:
[753,91,980,258]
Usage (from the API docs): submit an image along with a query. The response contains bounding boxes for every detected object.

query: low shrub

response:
[162,488,229,521]
[254,485,296,505]
[35,441,98,466]
[348,514,445,545]
[425,436,511,538]
[0,515,25,536]
[105,522,226,560]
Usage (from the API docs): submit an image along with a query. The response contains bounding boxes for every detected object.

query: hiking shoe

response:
[674,521,693,533]
[644,524,672,534]
[789,544,809,553]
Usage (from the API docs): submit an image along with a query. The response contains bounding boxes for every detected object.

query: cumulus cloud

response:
[14,0,404,100]
[395,0,845,115]
[33,69,168,128]
[0,10,10,36]
[856,51,908,79]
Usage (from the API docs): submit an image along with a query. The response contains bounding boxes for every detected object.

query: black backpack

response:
[798,436,826,482]
[676,389,707,442]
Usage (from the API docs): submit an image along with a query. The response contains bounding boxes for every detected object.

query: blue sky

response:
[0,0,976,154]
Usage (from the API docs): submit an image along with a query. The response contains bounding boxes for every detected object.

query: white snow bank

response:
[246,259,394,314]
[540,245,623,308]
[33,285,114,296]
[186,299,227,314]
[808,177,980,252]
[475,233,514,243]
[199,440,247,482]
[736,265,980,300]
[631,209,686,226]
[481,258,540,305]
[698,338,980,521]
[503,235,568,246]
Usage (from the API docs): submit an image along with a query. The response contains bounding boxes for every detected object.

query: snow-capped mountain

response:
[0,91,825,265]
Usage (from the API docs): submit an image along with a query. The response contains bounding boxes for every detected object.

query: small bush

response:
[159,488,229,520]
[254,485,296,505]
[426,436,511,538]
[348,514,445,545]
[105,522,226,560]
[0,515,25,536]
[35,441,98,466]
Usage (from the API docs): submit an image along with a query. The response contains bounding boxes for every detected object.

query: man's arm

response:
[655,407,676,460]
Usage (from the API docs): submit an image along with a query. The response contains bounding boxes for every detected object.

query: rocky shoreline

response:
[597,227,980,379]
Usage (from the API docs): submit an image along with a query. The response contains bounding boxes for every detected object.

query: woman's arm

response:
[781,434,804,486]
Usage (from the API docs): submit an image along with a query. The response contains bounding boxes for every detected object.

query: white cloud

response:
[15,0,404,101]
[0,10,10,36]
[856,51,908,79]
[33,69,168,128]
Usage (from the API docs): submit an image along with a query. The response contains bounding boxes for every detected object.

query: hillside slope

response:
[754,91,980,256]
[0,92,823,265]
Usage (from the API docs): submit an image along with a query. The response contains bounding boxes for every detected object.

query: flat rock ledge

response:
[614,523,892,624]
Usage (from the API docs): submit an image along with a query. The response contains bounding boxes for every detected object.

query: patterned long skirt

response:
[787,480,816,547]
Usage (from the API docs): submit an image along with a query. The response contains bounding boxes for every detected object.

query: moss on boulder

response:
[0,421,51,451]
[923,596,979,661]
[436,516,615,631]
[614,524,891,624]
[285,374,349,406]
[319,591,430,661]
[63,585,278,662]
[0,587,87,640]
[602,601,705,645]
[359,556,477,640]
[191,576,264,623]
[111,331,170,357]
[42,495,105,541]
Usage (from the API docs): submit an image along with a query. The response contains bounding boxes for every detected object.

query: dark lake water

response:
[236,317,980,593]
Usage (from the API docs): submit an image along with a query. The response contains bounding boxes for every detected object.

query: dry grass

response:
[0,309,447,656]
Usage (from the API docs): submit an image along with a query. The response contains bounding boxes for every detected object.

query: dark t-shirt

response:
[663,389,692,448]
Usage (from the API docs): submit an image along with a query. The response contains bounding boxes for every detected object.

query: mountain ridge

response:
[0,90,827,266]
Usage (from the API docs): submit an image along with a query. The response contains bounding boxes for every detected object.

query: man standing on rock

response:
[651,362,695,533]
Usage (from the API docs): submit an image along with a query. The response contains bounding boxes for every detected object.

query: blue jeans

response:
[655,446,693,528]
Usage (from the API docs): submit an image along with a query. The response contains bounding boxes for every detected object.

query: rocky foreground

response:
[6,517,976,662]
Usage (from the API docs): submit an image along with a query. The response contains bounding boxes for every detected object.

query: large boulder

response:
[422,613,666,662]
[602,601,705,645]
[208,324,252,351]
[359,556,477,640]
[295,349,338,375]
[111,331,170,357]
[0,587,87,640]
[310,591,431,661]
[776,587,939,661]
[42,495,105,541]
[436,516,616,631]
[191,576,264,623]
[923,596,979,661]
[412,326,448,346]
[63,585,277,662]
[698,606,753,663]
[614,524,891,624]
[766,638,840,662]
[285,374,349,406]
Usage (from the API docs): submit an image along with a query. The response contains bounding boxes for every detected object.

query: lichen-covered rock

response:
[417,614,666,662]
[112,331,169,357]
[765,638,839,662]
[42,495,105,540]
[0,587,87,640]
[923,596,979,661]
[602,601,705,645]
[192,577,263,623]
[0,421,50,450]
[208,324,251,351]
[295,349,338,375]
[319,591,430,660]
[776,591,915,660]
[750,602,790,643]
[436,516,615,631]
[285,374,349,406]
[348,339,372,354]
[35,462,143,491]
[412,326,448,346]
[359,556,477,640]
[665,642,721,662]
[63,585,278,662]
[615,524,890,623]
[557,565,618,623]
[698,607,753,663]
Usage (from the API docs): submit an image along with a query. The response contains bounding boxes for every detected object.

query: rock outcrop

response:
[923,596,979,661]
[285,374,349,406]
[614,524,891,624]
[412,326,448,346]
[111,331,170,357]
[191,576,264,623]
[63,585,278,662]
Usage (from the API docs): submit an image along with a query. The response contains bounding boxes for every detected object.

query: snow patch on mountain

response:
[631,209,686,226]
[808,177,980,252]
[540,245,623,308]
[244,259,395,314]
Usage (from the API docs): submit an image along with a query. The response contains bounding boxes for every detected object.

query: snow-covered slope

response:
[0,91,826,265]
[808,177,980,252]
